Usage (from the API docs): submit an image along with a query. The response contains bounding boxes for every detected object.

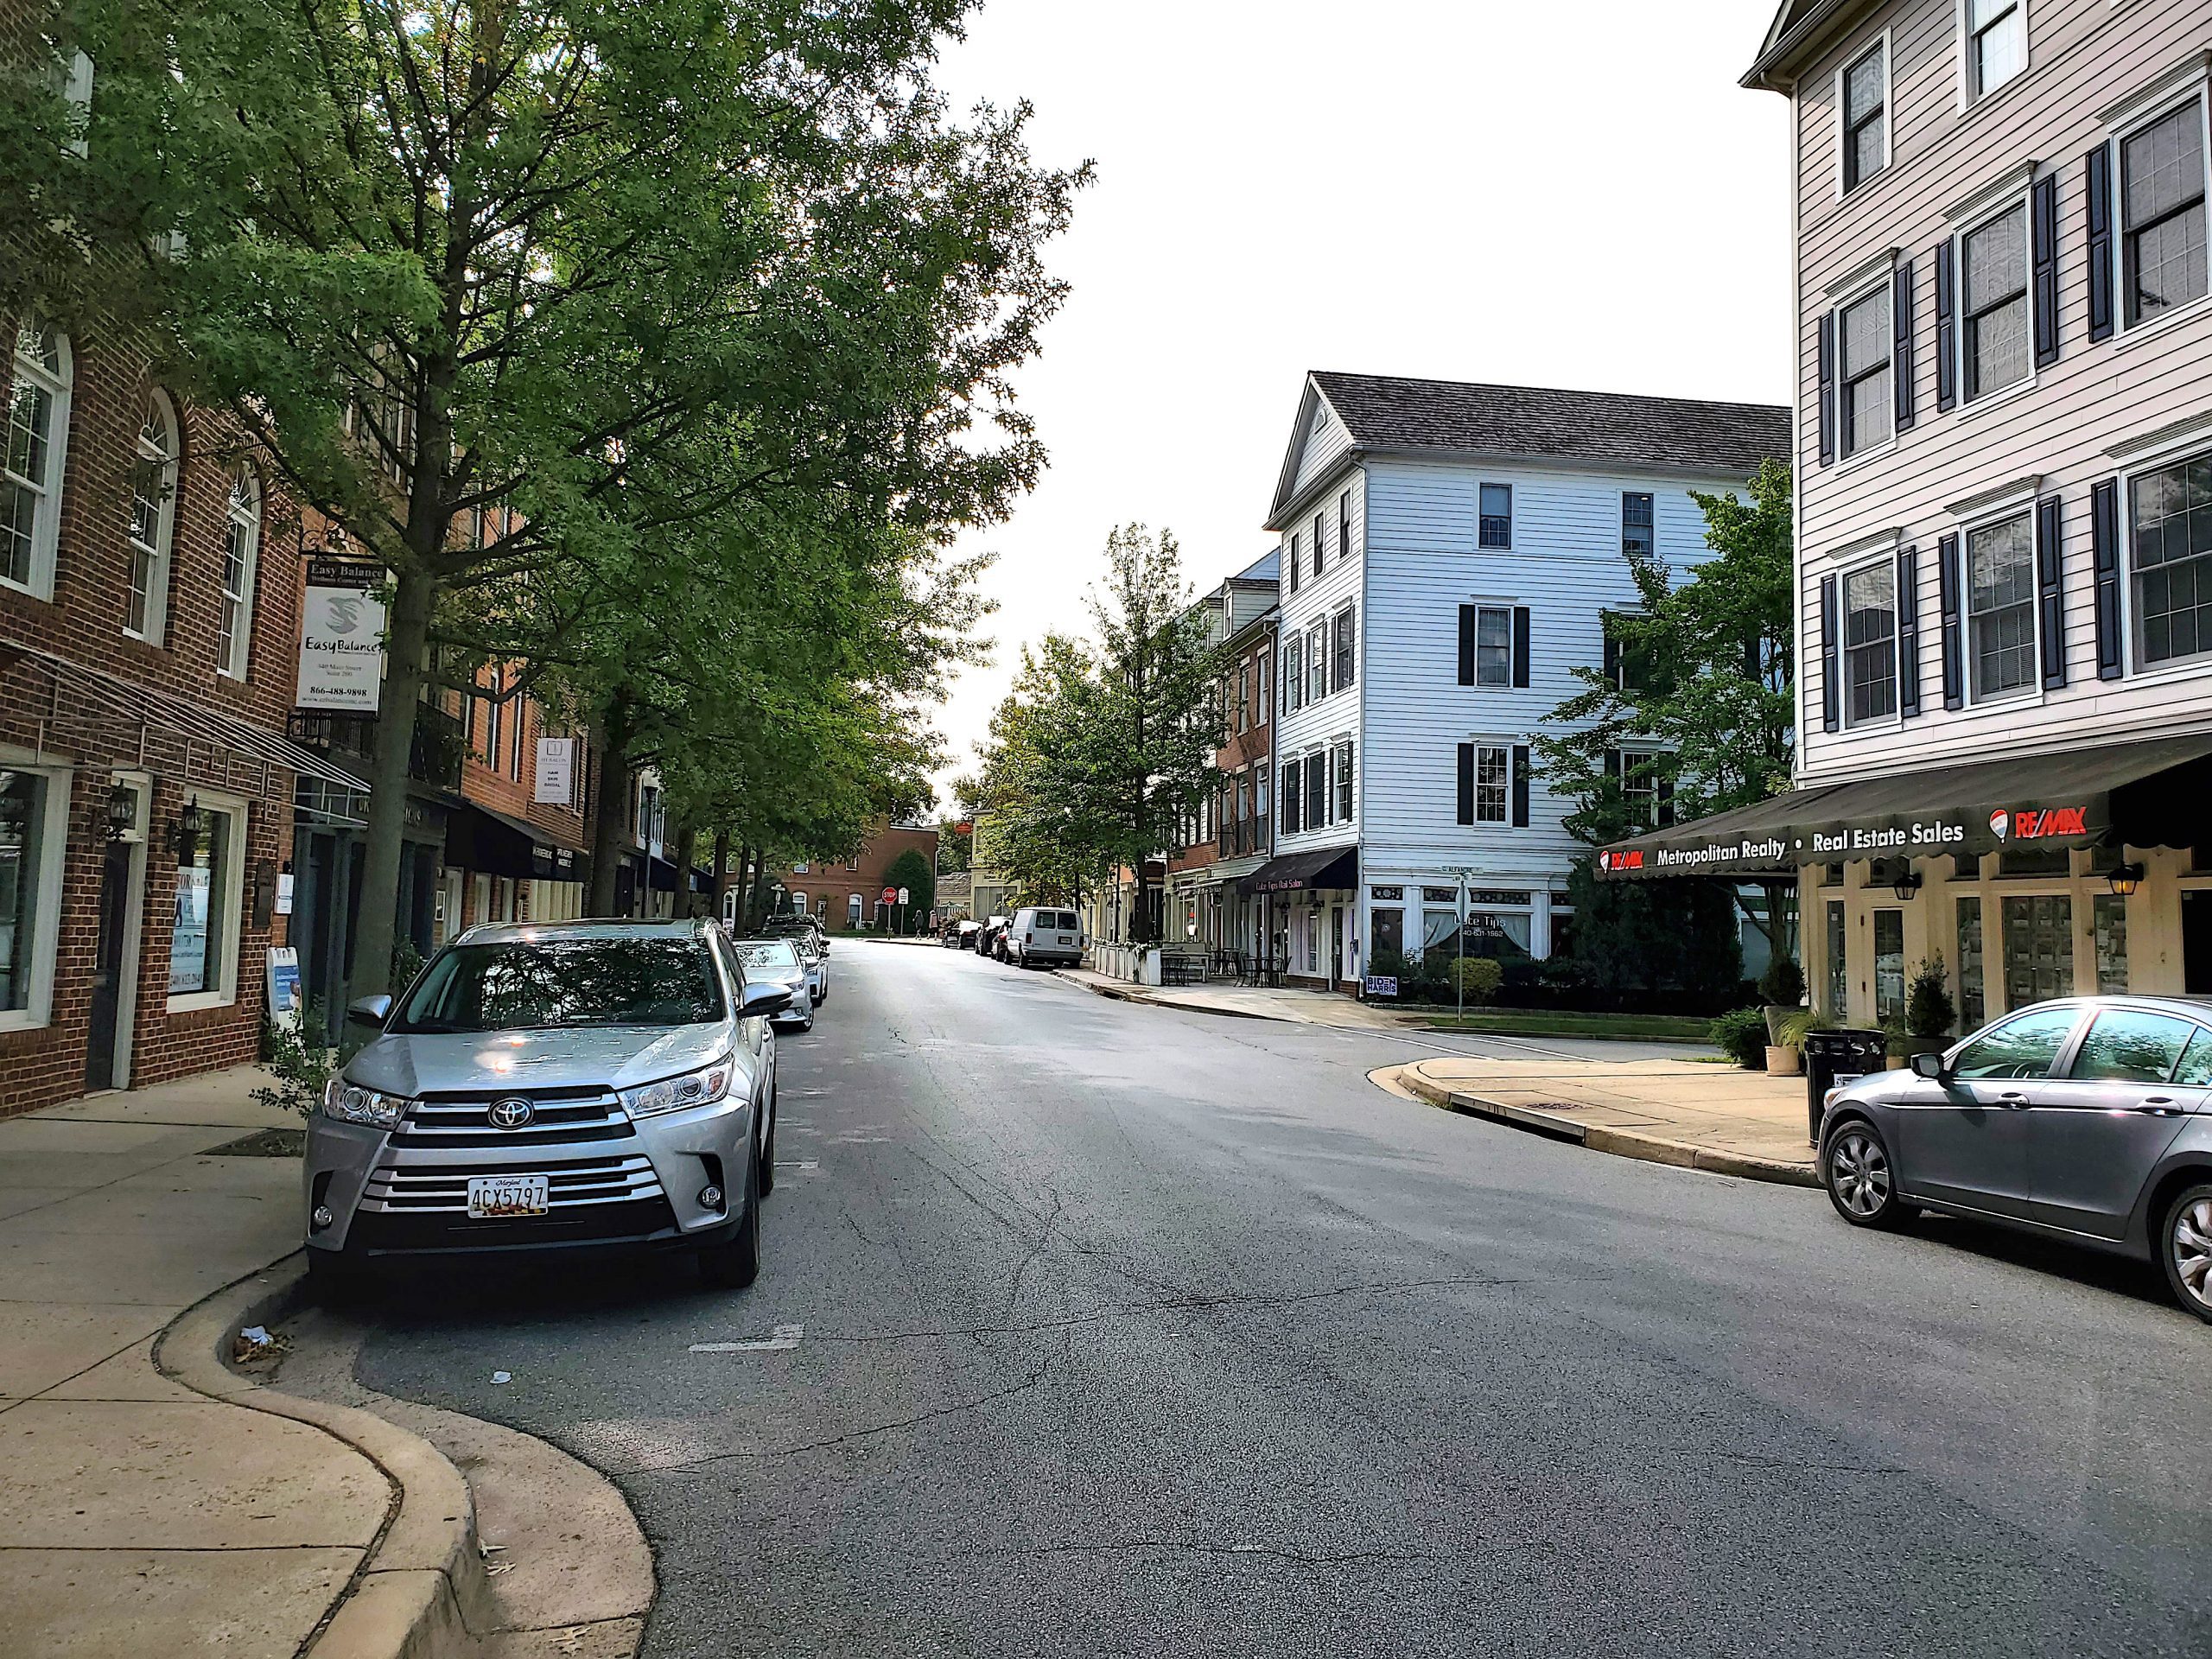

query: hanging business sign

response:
[534,737,576,804]
[296,559,387,712]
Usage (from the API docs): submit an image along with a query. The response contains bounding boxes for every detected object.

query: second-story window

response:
[1967,511,2035,701]
[1841,40,1886,193]
[1478,483,1512,549]
[1312,511,1325,576]
[4,317,72,599]
[1236,660,1249,731]
[1303,752,1326,828]
[1283,634,1302,715]
[1332,605,1355,690]
[1843,560,1898,726]
[1306,621,1326,702]
[126,391,179,645]
[1287,532,1301,594]
[1474,605,1513,687]
[2130,446,2212,668]
[481,680,503,772]
[1965,0,2024,105]
[1621,493,1655,560]
[217,466,260,679]
[1472,745,1510,824]
[2120,100,2208,328]
[1255,647,1269,721]
[1839,283,1893,456]
[1333,741,1354,822]
[1962,203,2031,401]
[1338,490,1353,563]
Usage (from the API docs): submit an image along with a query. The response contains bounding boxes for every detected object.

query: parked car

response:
[766,912,828,955]
[943,919,981,950]
[304,918,788,1289]
[1007,906,1084,969]
[1816,995,2212,1322]
[732,938,816,1031]
[980,915,1010,958]
[791,931,829,1007]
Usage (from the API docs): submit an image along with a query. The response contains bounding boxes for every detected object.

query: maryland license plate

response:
[467,1174,550,1218]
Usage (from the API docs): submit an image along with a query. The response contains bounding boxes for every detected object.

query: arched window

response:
[217,465,260,678]
[126,391,179,643]
[3,317,73,598]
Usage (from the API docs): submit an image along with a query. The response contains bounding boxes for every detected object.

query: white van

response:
[1007,906,1084,968]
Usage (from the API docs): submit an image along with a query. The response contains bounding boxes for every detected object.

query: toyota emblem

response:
[486,1097,535,1130]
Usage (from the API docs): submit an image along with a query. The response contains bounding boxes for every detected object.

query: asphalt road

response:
[327,943,2212,1657]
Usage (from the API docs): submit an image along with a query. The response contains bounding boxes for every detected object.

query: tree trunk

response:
[348,562,436,999]
[709,830,731,920]
[586,689,633,916]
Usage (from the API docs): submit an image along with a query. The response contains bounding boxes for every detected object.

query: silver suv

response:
[304,919,790,1288]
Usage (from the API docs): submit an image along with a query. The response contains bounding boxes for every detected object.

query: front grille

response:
[389,1088,635,1149]
[345,1195,678,1253]
[357,1153,664,1213]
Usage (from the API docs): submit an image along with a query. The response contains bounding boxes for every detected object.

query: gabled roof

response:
[1233,548,1279,582]
[1741,0,1873,91]
[1268,372,1790,525]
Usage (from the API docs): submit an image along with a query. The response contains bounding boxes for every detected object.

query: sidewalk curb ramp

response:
[1049,969,1281,1022]
[1395,1069,1821,1189]
[154,1255,493,1659]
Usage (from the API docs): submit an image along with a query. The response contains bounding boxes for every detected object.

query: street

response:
[307,944,2212,1657]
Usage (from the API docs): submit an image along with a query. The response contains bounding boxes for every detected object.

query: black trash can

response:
[1802,1029,1890,1144]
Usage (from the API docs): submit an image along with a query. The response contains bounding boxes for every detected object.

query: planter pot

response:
[1764,1044,1802,1076]
[1764,1005,1801,1044]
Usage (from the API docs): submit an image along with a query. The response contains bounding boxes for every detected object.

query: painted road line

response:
[690,1325,804,1353]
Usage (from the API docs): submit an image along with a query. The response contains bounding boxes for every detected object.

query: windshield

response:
[734,940,801,973]
[390,938,726,1033]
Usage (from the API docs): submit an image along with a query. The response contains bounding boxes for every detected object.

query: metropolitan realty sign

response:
[1597,801,2095,879]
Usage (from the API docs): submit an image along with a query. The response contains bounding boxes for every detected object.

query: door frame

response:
[93,773,151,1091]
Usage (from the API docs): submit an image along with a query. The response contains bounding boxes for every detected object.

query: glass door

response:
[2001,894,2074,1009]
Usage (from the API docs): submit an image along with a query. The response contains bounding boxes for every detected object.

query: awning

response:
[446,801,588,883]
[1240,842,1358,894]
[1595,733,2212,880]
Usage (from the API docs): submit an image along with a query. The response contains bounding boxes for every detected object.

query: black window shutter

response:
[1511,606,1531,688]
[1510,745,1531,828]
[1281,762,1298,834]
[1816,312,1836,466]
[1603,747,1621,792]
[1456,744,1474,826]
[2032,172,2061,369]
[1313,512,1325,575]
[1938,532,1964,709]
[1603,629,1622,688]
[1935,239,1958,411]
[2036,493,2066,689]
[2092,477,2122,679]
[1897,545,1921,717]
[1892,258,1916,430]
[2085,144,2114,343]
[1458,604,1476,686]
[1819,573,1840,733]
[1656,770,1675,830]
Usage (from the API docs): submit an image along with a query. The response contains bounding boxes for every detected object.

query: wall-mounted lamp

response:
[167,796,202,861]
[1890,868,1924,901]
[2107,861,2145,898]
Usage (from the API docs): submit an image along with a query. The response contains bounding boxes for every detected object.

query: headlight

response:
[321,1078,410,1128]
[620,1058,734,1119]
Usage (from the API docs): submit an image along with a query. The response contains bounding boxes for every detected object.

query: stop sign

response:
[880,887,896,905]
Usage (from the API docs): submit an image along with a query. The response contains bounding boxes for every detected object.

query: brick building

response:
[768,823,939,933]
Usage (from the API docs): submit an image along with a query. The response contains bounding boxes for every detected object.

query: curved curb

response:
[153,1255,493,1659]
[1393,1067,1820,1189]
[1048,970,1284,1023]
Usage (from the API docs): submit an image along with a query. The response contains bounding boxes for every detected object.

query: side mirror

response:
[346,994,393,1029]
[1909,1050,1948,1081]
[741,983,793,1018]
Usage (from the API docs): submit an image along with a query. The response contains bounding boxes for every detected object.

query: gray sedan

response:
[1818,995,2212,1321]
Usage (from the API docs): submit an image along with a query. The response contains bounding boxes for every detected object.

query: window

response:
[1952,1004,2075,1080]
[2072,1009,2199,1082]
[217,467,261,678]
[2130,447,2212,666]
[848,893,862,926]
[1338,490,1353,563]
[1478,483,1512,549]
[1332,606,1355,690]
[2120,100,2209,327]
[1474,605,1513,688]
[1283,635,1302,715]
[2001,893,2073,1009]
[1236,660,1250,731]
[1255,649,1269,722]
[1873,908,1905,1020]
[127,391,180,643]
[1621,493,1654,560]
[1838,283,1892,456]
[2093,892,2129,994]
[1306,622,1326,703]
[168,796,243,1006]
[1472,745,1510,823]
[1842,40,1887,191]
[1965,0,2024,104]
[1303,752,1326,828]
[1617,750,1667,831]
[1280,760,1300,835]
[1333,741,1354,823]
[1287,532,1301,594]
[1372,906,1403,961]
[1826,899,1847,1017]
[1961,203,2031,400]
[848,853,859,871]
[1312,511,1325,576]
[1956,896,1986,1031]
[1966,510,2035,701]
[3,318,71,596]
[0,768,60,1022]
[1255,766,1269,830]
[1842,561,1898,725]
[482,684,504,772]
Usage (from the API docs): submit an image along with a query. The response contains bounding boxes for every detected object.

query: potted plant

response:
[1760,955,1807,1044]
[1895,957,1955,1065]
[1770,1005,1837,1077]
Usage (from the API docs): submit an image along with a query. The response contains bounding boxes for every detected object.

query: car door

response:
[1891,1004,2084,1217]
[2021,1007,2207,1240]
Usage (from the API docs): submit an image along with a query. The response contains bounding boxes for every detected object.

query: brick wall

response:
[789,825,938,931]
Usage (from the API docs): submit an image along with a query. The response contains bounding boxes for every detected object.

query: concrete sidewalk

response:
[0,1068,390,1657]
[1392,1056,1819,1185]
[1054,967,1408,1031]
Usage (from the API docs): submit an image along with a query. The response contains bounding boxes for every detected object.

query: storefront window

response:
[1371,907,1402,962]
[0,770,50,1012]
[1955,896,1986,1032]
[1826,899,1847,1018]
[1872,909,1904,1020]
[2001,894,2073,1010]
[2093,893,2129,995]
[169,803,235,996]
[1422,909,1458,961]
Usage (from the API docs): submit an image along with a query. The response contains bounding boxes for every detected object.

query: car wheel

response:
[698,1147,762,1289]
[1821,1118,1910,1229]
[2158,1182,2212,1323]
[757,1084,777,1198]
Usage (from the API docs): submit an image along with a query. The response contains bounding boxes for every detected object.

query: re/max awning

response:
[1239,843,1358,895]
[1593,733,2212,880]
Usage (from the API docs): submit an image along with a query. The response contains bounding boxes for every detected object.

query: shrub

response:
[254,1001,333,1119]
[1759,954,1806,1007]
[1904,957,1956,1039]
[1448,957,1504,1005]
[1709,1006,1770,1069]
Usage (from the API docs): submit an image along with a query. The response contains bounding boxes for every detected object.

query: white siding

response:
[1290,398,1355,500]
[1273,471,1365,854]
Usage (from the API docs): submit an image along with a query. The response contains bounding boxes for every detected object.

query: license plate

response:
[467,1174,549,1218]
[1830,1073,1864,1093]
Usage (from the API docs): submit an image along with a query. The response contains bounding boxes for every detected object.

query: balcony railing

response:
[287,702,464,791]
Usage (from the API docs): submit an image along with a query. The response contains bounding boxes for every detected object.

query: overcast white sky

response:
[925,0,1793,805]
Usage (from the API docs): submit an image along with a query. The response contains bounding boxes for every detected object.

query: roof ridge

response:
[1309,368,1789,415]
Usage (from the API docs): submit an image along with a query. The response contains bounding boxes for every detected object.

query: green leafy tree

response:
[882,848,935,932]
[964,634,1103,908]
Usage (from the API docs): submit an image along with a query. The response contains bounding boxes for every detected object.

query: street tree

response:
[963,633,1104,909]
[882,848,935,932]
